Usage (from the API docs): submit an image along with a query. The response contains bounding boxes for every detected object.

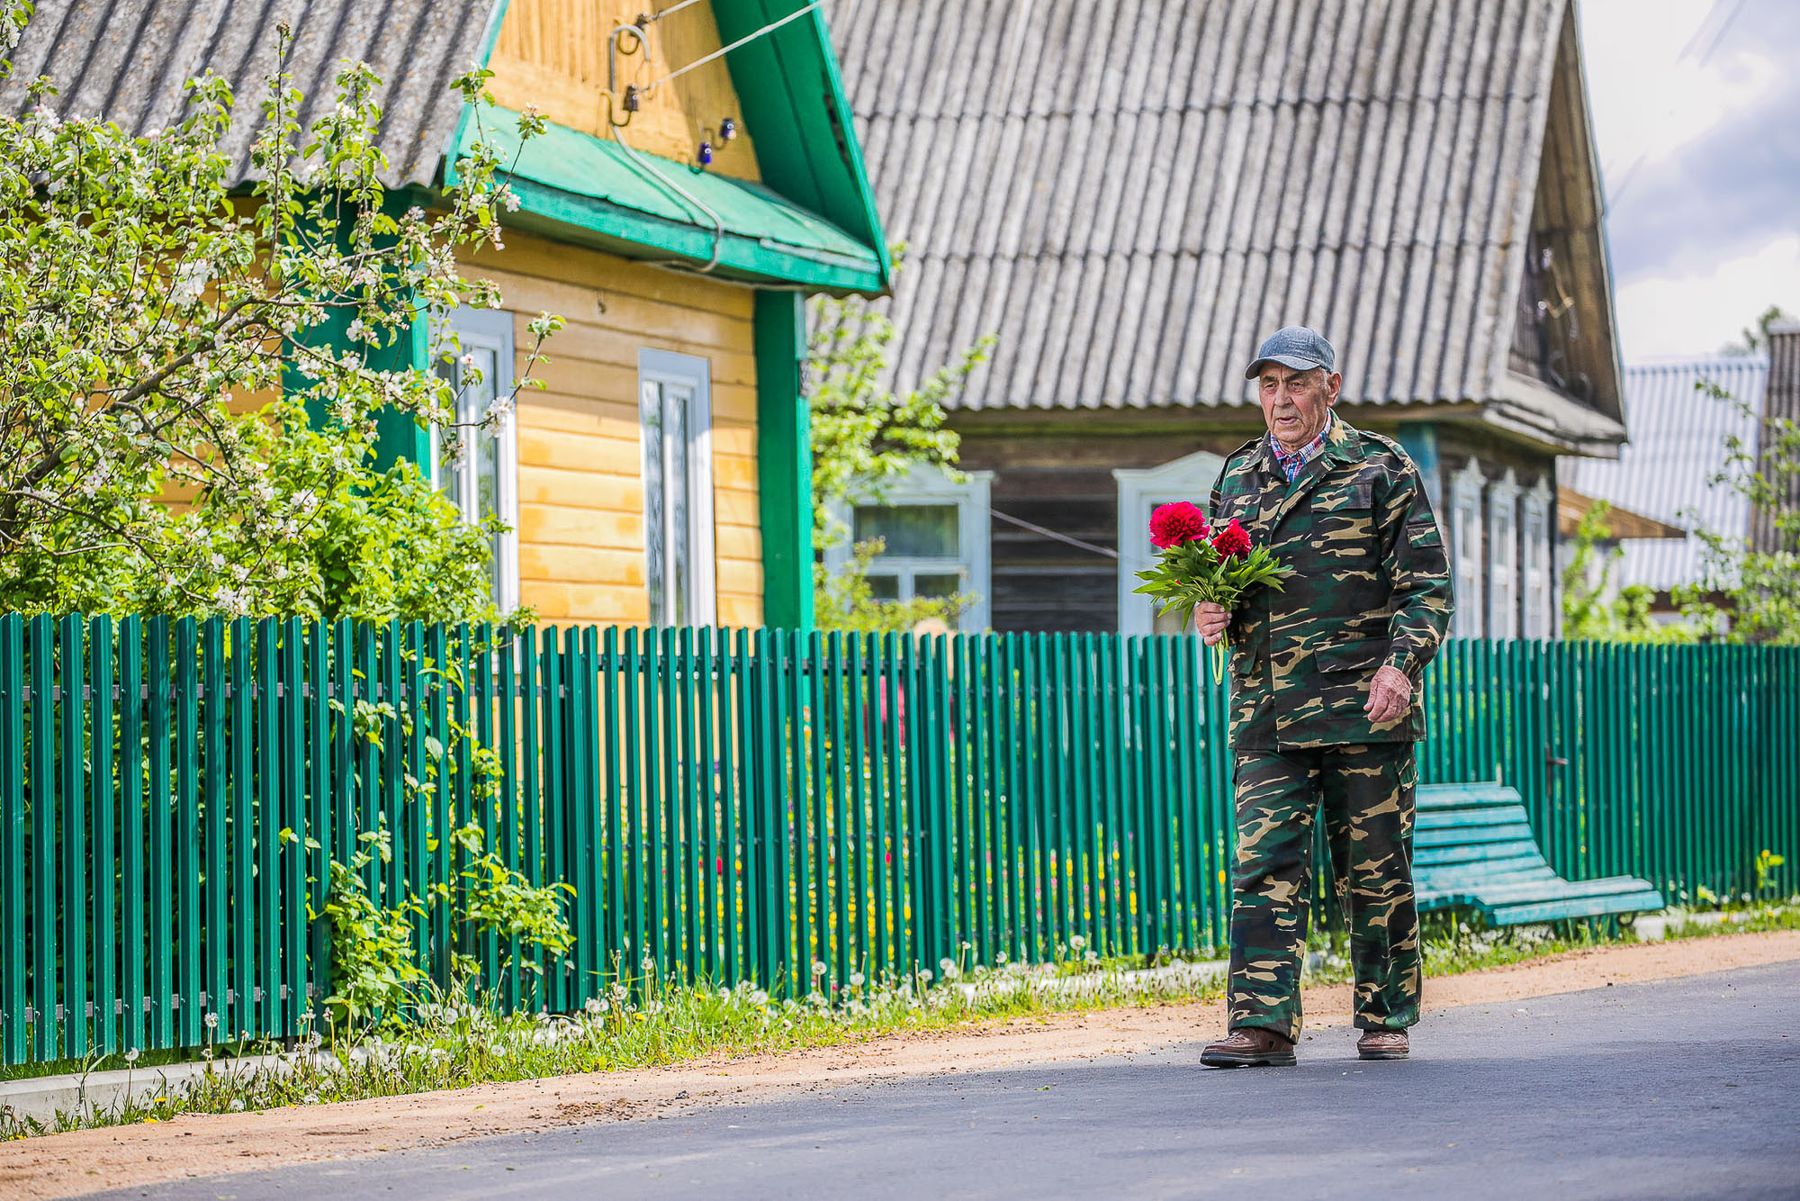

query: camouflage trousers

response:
[1226,742,1421,1042]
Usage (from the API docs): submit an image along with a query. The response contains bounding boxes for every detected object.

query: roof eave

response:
[1487,370,1629,458]
[714,0,891,294]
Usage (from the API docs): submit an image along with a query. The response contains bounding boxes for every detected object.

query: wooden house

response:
[830,0,1625,638]
[6,0,888,629]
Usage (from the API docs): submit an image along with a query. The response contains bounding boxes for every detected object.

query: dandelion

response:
[228,1098,245,1112]
[918,969,933,984]
[205,1011,220,1031]
[640,954,656,973]
[1069,934,1087,952]
[848,972,865,988]
[749,989,769,1007]
[812,960,828,978]
[124,1047,140,1065]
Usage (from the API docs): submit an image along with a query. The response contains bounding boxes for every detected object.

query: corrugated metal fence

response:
[1,616,1795,1066]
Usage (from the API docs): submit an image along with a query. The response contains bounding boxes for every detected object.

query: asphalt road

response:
[91,961,1800,1201]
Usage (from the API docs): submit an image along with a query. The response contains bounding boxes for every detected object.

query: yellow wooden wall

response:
[461,230,762,628]
[488,0,762,182]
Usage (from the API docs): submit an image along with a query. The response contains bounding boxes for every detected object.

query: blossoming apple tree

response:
[0,7,559,621]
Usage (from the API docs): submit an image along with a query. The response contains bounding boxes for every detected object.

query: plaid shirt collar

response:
[1268,414,1335,482]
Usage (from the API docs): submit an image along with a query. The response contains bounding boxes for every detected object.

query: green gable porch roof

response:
[3,0,888,294]
[712,0,891,287]
[449,0,890,294]
[445,105,885,293]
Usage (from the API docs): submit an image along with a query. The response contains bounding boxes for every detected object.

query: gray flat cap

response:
[1245,325,1336,379]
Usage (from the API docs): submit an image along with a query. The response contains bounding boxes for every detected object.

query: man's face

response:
[1257,363,1341,452]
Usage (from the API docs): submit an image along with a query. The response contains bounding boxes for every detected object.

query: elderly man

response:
[1196,326,1453,1068]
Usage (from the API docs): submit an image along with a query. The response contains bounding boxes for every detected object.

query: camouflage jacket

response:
[1208,417,1454,750]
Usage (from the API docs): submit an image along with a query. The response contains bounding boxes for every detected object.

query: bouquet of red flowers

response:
[1133,502,1293,674]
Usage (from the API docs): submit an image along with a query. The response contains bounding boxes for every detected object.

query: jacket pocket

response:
[1313,637,1389,674]
[1312,482,1373,513]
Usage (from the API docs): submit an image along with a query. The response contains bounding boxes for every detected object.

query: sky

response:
[1578,0,1800,360]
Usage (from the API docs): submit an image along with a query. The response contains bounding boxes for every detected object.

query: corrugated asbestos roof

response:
[829,0,1572,412]
[0,0,497,189]
[1562,356,1768,592]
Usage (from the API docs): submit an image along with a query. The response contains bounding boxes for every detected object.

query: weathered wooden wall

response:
[489,0,762,182]
[956,423,1256,633]
[463,230,762,627]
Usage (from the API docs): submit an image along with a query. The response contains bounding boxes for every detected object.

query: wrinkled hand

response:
[1194,602,1229,646]
[1364,664,1413,724]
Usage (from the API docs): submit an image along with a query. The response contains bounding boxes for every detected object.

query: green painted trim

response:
[499,170,883,292]
[755,290,814,630]
[1395,421,1442,512]
[713,0,891,290]
[477,0,512,68]
[445,109,884,292]
[439,0,514,190]
[286,194,434,471]
[793,2,892,283]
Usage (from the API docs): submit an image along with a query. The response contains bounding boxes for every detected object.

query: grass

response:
[5,900,1796,1140]
[1661,900,1800,939]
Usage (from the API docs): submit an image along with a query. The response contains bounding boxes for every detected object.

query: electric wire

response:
[1601,0,1750,213]
[990,508,1119,560]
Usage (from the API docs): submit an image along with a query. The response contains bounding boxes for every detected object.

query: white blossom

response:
[170,259,212,308]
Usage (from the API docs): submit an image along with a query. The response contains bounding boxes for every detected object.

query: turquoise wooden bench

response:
[1414,783,1664,926]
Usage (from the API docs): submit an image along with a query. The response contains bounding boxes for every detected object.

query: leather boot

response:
[1357,1029,1409,1060]
[1200,1027,1297,1068]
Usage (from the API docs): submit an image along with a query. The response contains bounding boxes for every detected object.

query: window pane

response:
[461,346,499,417]
[914,572,962,598]
[641,380,666,624]
[866,573,900,601]
[853,504,959,558]
[668,386,691,627]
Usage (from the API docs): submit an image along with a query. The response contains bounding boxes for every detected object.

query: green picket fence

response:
[1,616,1795,1067]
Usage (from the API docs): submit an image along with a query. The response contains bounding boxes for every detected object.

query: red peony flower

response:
[1149,501,1209,549]
[1210,517,1252,558]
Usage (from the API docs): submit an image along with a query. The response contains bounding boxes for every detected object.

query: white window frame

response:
[1114,449,1227,635]
[1486,468,1521,641]
[1520,478,1553,641]
[1449,458,1485,639]
[823,464,993,631]
[638,348,717,627]
[430,306,519,613]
